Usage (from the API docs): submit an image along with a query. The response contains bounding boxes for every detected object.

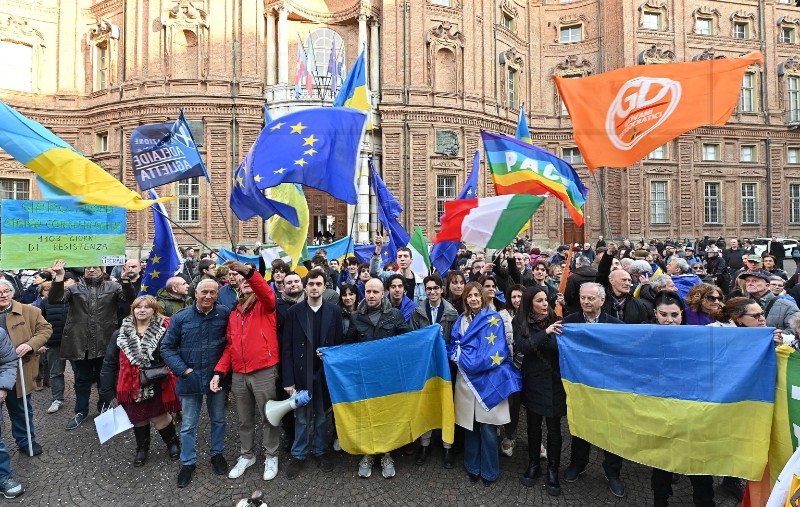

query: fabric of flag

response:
[429,150,480,274]
[263,103,273,124]
[260,245,309,279]
[294,43,312,99]
[354,243,390,265]
[248,108,367,205]
[370,158,410,261]
[744,345,800,505]
[559,323,776,480]
[554,51,764,172]
[515,104,532,144]
[216,248,261,265]
[333,48,371,129]
[408,225,431,276]
[328,39,339,96]
[434,195,544,250]
[448,309,521,411]
[482,131,588,226]
[633,266,664,298]
[139,191,182,297]
[320,325,455,455]
[268,183,309,269]
[0,101,169,210]
[229,159,300,226]
[130,111,208,190]
[307,236,355,264]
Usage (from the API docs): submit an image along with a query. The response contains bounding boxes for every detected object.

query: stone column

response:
[356,154,372,243]
[369,19,380,94]
[266,9,276,85]
[358,14,368,78]
[277,6,289,85]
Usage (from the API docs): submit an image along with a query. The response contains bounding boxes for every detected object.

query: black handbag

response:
[139,363,169,386]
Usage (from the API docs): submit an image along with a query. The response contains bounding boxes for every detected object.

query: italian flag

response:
[434,195,544,249]
[408,225,432,275]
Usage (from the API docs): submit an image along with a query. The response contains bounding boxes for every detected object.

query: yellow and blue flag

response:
[559,324,776,480]
[0,101,169,210]
[320,325,455,455]
[229,158,300,226]
[268,183,309,269]
[140,191,182,296]
[307,236,354,263]
[248,107,367,204]
[515,103,532,144]
[333,47,371,129]
[449,308,521,410]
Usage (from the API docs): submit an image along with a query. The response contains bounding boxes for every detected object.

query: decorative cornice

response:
[499,47,524,68]
[500,0,518,19]
[638,44,675,64]
[553,55,592,77]
[692,47,726,61]
[779,56,800,77]
[89,18,120,41]
[0,14,44,44]
[426,22,465,47]
[161,0,209,28]
[267,0,380,23]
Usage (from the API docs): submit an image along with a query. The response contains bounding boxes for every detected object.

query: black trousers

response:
[504,392,521,438]
[651,468,715,507]
[526,410,562,469]
[569,435,623,478]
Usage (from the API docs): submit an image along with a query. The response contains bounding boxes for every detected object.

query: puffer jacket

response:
[40,300,69,347]
[347,298,411,343]
[214,269,279,376]
[0,329,18,393]
[49,276,136,361]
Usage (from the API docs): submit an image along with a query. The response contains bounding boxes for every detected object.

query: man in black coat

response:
[602,269,650,325]
[769,236,786,265]
[563,255,597,316]
[282,269,343,480]
[562,283,627,498]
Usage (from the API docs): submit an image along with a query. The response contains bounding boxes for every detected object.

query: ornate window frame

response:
[739,65,760,113]
[88,17,120,92]
[638,0,669,31]
[159,0,210,80]
[553,55,593,117]
[730,11,757,39]
[425,22,465,95]
[778,56,800,116]
[691,6,720,36]
[499,0,518,34]
[0,15,45,93]
[555,14,589,44]
[499,48,523,110]
[778,17,800,45]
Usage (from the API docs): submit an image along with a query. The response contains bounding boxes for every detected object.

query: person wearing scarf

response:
[100,295,180,467]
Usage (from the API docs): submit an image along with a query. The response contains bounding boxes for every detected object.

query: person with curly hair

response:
[684,284,724,325]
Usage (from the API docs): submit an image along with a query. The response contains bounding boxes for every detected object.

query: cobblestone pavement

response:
[3,367,742,506]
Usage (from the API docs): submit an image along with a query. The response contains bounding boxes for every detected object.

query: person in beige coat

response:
[451,282,511,486]
[0,278,52,456]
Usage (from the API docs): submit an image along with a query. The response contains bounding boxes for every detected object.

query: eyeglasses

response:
[743,311,766,319]
[0,290,12,296]
[704,296,723,302]
[424,286,441,292]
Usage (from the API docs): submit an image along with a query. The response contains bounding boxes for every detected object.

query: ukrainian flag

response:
[559,324,776,480]
[268,183,309,269]
[320,325,455,455]
[333,48,372,129]
[0,101,169,210]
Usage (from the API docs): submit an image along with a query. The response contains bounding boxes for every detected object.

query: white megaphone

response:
[264,390,311,426]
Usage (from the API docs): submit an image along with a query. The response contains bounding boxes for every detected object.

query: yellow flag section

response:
[268,183,309,270]
[320,326,454,455]
[745,345,800,507]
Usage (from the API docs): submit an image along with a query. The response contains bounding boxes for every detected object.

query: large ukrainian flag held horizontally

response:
[559,324,776,480]
[0,101,170,210]
[320,325,455,455]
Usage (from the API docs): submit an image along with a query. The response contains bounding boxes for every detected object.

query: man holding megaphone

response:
[281,268,344,480]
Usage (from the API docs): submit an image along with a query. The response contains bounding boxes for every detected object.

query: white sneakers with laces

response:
[263,456,278,481]
[228,456,256,479]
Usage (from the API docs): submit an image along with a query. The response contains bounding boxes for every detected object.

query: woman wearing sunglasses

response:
[684,284,724,325]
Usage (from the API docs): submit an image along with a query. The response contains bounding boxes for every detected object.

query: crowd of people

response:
[0,232,795,504]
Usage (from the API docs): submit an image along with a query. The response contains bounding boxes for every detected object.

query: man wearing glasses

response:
[743,272,798,332]
[409,273,458,468]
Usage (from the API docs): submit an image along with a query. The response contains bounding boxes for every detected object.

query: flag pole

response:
[592,172,614,241]
[152,205,218,255]
[342,156,366,258]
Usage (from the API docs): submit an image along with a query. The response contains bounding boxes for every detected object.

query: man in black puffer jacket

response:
[347,278,410,343]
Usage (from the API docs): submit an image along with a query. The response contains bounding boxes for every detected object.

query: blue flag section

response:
[320,325,455,455]
[140,191,182,297]
[448,309,521,411]
[429,150,480,274]
[307,236,355,262]
[229,158,300,226]
[354,243,390,265]
[216,248,261,265]
[370,158,410,262]
[130,111,208,190]
[248,108,367,204]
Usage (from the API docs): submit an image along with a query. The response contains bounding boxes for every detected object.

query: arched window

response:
[305,28,345,82]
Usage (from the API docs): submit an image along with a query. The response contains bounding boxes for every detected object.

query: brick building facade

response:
[2,0,800,258]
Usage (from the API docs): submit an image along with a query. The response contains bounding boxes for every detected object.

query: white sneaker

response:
[47,400,62,414]
[358,455,373,478]
[263,456,278,481]
[333,438,341,452]
[228,455,256,479]
[380,453,395,479]
[540,444,547,459]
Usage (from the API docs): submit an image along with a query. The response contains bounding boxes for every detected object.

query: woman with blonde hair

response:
[684,283,724,325]
[100,295,180,467]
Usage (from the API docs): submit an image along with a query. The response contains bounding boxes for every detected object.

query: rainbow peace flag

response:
[559,324,776,480]
[482,131,588,226]
[320,326,455,455]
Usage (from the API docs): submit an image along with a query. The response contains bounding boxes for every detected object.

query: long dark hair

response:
[513,286,555,338]
[339,283,360,314]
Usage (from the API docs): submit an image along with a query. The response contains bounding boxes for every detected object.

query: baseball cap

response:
[747,255,762,263]
[742,271,770,283]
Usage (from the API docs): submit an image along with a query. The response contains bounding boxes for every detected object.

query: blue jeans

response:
[4,391,35,448]
[0,409,11,482]
[464,421,500,481]
[72,357,104,415]
[291,387,327,460]
[179,392,226,465]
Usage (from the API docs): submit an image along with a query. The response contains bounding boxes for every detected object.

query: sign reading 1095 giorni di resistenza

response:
[0,200,126,269]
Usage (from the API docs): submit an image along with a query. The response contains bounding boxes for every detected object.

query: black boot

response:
[133,425,151,467]
[519,460,541,487]
[547,467,561,496]
[158,421,181,461]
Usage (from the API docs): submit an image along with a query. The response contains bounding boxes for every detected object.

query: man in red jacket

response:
[210,260,281,481]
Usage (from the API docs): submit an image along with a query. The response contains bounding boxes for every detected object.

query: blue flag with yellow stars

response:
[249,107,367,204]
[140,190,182,297]
[429,150,480,274]
[370,158,410,262]
[447,308,521,411]
[229,157,300,226]
[354,243,390,265]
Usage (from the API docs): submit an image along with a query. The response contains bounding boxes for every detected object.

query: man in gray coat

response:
[744,272,799,331]
[0,329,24,498]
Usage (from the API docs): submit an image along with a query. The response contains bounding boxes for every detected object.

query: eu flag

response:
[370,158,410,261]
[249,107,367,204]
[354,243,390,264]
[429,150,480,274]
[229,159,300,226]
[448,309,521,411]
[140,191,182,297]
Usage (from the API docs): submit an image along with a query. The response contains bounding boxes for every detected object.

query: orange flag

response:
[554,52,764,172]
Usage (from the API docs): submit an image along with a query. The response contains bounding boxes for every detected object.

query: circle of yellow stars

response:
[486,315,504,366]
[265,120,320,175]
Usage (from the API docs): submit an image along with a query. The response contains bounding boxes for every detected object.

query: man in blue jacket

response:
[0,329,23,498]
[160,279,231,488]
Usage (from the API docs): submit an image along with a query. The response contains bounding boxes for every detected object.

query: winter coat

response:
[160,303,231,395]
[49,276,136,361]
[40,300,69,347]
[369,255,426,305]
[281,300,343,407]
[514,315,566,418]
[409,299,459,343]
[563,265,599,316]
[347,298,411,343]
[671,274,703,301]
[156,287,192,317]
[214,270,279,376]
[3,301,52,397]
[602,293,651,324]
[0,329,18,394]
[758,291,799,332]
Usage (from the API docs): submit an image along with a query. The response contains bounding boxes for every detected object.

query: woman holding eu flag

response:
[448,282,521,486]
